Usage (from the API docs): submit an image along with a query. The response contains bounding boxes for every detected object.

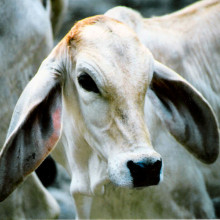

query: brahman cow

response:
[0,0,67,219]
[0,0,219,219]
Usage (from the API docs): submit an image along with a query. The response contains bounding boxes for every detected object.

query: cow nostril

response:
[127,159,162,188]
[151,159,162,172]
[127,160,147,174]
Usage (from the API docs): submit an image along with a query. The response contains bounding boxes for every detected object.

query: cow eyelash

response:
[77,72,100,94]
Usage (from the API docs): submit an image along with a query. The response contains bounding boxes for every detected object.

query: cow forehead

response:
[67,15,138,48]
[67,15,153,98]
[67,15,151,69]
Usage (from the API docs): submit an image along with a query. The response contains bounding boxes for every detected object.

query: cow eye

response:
[78,72,100,93]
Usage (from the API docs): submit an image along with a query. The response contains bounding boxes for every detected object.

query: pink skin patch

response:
[44,108,61,151]
[25,108,62,175]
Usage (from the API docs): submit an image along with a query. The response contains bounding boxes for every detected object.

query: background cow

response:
[0,0,67,219]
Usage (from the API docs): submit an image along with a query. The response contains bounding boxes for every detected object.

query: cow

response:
[0,0,67,219]
[0,0,219,219]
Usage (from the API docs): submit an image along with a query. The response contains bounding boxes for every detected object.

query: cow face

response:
[62,16,162,191]
[0,15,218,203]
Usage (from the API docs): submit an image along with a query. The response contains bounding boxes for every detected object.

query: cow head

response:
[0,15,218,202]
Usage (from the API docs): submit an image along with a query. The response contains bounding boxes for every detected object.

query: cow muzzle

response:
[108,150,163,188]
[127,158,162,187]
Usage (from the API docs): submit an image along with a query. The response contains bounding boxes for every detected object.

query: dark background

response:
[56,0,198,42]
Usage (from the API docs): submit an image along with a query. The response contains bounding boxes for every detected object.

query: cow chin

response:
[108,151,163,188]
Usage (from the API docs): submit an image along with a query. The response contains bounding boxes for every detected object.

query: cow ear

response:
[0,57,62,201]
[148,60,219,164]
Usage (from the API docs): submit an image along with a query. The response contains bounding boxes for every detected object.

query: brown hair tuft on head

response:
[66,15,106,46]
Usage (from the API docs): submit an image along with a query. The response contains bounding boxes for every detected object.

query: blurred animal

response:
[0,0,219,219]
[0,0,67,219]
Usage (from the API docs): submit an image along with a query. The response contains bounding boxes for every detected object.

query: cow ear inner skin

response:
[148,60,219,164]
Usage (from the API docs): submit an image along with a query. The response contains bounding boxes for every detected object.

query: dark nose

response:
[127,159,162,187]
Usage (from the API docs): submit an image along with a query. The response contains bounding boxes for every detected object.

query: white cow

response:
[0,0,67,219]
[0,0,219,219]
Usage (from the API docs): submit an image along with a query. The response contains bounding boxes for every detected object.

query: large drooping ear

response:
[0,57,62,201]
[147,60,219,164]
